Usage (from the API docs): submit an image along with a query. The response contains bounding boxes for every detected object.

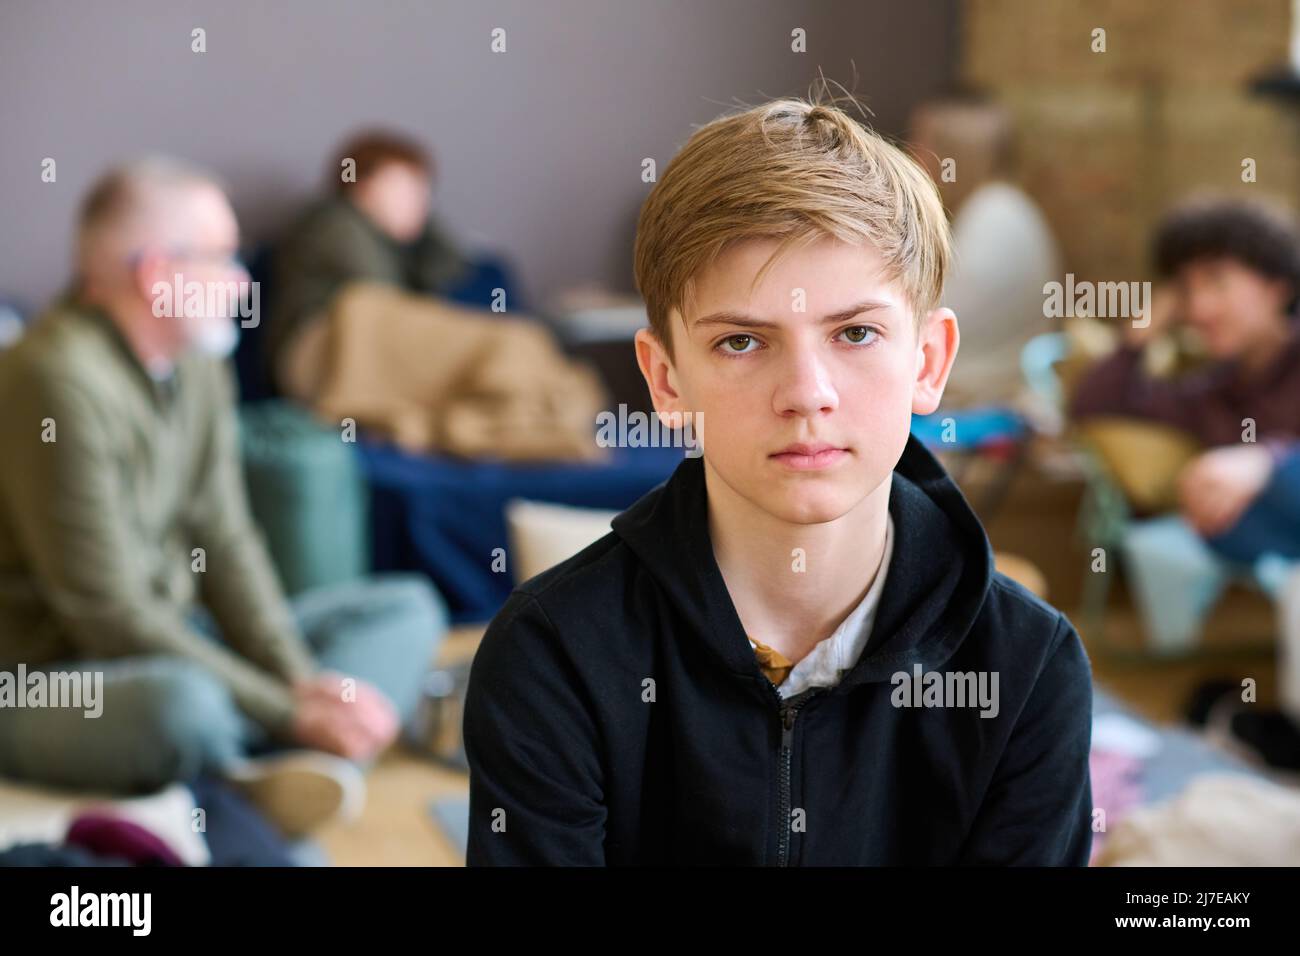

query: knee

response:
[360,575,449,716]
[368,573,450,653]
[128,662,242,786]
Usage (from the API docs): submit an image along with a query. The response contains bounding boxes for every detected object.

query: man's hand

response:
[1125,284,1177,347]
[290,671,400,761]
[1176,445,1274,537]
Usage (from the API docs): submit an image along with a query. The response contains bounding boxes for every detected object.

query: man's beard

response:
[188,315,239,358]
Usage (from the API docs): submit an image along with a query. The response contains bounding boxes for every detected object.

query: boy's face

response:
[1175,257,1293,360]
[635,236,958,525]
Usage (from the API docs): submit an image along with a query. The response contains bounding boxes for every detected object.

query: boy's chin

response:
[706,453,885,525]
[747,481,867,526]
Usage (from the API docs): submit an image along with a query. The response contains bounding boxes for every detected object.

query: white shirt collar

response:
[748,514,895,699]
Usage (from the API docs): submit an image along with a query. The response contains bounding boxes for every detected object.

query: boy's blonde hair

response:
[633,91,951,359]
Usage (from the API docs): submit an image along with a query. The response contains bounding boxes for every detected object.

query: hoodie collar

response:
[610,433,994,695]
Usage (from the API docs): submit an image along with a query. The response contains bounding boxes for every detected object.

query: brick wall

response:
[961,0,1299,283]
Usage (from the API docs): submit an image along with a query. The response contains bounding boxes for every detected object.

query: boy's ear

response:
[635,325,687,420]
[911,306,959,416]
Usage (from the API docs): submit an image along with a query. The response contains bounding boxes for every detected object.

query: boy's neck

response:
[704,459,893,668]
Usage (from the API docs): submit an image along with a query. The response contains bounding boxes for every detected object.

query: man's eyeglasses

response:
[127,248,247,270]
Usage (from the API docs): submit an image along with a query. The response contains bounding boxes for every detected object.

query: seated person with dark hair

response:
[1071,196,1300,767]
[266,130,477,401]
[264,130,604,461]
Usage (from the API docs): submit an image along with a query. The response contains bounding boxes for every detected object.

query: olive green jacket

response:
[265,196,470,381]
[0,299,315,732]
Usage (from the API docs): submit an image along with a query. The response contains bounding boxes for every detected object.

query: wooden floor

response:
[316,626,481,867]
[318,449,1285,865]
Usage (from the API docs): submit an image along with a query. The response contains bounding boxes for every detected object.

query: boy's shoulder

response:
[517,526,632,597]
[470,528,653,688]
[985,570,1065,631]
[977,569,1086,671]
[487,528,639,637]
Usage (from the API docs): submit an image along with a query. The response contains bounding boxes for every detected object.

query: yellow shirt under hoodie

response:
[748,516,894,697]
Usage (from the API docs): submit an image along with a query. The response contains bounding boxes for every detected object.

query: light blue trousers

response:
[0,573,446,793]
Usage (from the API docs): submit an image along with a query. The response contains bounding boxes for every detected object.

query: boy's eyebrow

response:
[691,300,891,331]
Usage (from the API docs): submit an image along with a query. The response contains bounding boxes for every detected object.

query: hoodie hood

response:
[610,433,994,693]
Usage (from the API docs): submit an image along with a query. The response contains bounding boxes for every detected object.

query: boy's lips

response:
[769,442,849,471]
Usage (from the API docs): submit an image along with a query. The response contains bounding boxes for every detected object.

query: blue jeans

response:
[1206,450,1300,565]
[0,573,446,793]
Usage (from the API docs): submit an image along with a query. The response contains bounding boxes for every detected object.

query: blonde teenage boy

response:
[464,97,1093,866]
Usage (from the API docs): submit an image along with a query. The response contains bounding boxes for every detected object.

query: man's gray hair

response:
[76,156,226,282]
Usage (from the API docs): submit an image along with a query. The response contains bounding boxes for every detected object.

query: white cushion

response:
[504,498,621,585]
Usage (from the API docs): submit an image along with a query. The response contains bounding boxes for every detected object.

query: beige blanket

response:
[1096,772,1300,866]
[291,282,611,462]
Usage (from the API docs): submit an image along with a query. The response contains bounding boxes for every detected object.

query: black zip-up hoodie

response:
[464,434,1094,865]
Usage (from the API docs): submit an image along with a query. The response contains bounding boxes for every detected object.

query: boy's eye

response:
[718,334,759,355]
[839,325,878,346]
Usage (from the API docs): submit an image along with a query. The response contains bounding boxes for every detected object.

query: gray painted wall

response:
[0,0,956,311]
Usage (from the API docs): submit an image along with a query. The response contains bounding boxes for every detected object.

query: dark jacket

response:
[1069,326,1300,448]
[463,435,1094,865]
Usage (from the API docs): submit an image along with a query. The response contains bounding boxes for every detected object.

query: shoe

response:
[1184,678,1239,728]
[223,751,365,838]
[1199,690,1259,769]
[1228,710,1300,771]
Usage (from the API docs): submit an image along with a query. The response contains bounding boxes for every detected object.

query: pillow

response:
[0,779,209,865]
[504,498,622,585]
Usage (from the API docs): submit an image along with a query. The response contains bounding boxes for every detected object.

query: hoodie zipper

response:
[771,683,823,867]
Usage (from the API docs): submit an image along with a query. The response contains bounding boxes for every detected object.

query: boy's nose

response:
[773,351,839,417]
